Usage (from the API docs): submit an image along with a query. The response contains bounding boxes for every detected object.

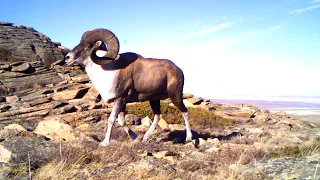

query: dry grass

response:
[19,135,319,180]
[33,140,173,179]
[30,139,265,180]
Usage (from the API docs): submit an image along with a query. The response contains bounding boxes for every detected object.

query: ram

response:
[65,28,192,147]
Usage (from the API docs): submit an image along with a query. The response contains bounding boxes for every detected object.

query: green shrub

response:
[265,139,320,158]
[126,101,235,128]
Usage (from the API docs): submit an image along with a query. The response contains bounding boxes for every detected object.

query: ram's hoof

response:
[142,136,149,143]
[185,137,192,143]
[128,129,137,140]
[130,131,137,140]
[99,142,109,147]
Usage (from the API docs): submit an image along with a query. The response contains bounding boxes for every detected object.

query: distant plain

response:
[212,97,320,124]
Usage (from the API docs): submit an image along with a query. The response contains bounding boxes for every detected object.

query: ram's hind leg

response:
[169,92,192,142]
[142,100,161,143]
[117,105,137,140]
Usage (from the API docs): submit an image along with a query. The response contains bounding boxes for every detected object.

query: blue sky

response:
[1,0,320,99]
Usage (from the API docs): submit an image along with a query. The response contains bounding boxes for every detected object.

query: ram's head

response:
[65,28,120,66]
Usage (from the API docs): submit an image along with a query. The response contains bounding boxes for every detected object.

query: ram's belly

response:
[85,65,119,102]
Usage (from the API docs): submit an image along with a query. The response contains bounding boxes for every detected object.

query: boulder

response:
[33,118,88,141]
[10,62,31,72]
[0,136,59,167]
[3,124,28,133]
[0,124,28,141]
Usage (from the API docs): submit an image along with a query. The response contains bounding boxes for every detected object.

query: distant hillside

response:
[0,22,67,64]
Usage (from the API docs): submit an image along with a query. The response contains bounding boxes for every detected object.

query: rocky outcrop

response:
[0,60,64,93]
[0,22,66,63]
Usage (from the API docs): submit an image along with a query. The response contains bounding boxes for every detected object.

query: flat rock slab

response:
[0,64,10,70]
[5,95,19,103]
[50,87,90,100]
[11,62,31,72]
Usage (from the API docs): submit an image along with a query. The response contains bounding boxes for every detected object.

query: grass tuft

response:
[264,138,320,158]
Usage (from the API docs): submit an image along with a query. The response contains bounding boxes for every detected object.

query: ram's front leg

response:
[99,98,125,147]
[117,104,137,140]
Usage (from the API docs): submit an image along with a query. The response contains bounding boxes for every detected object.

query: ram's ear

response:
[95,41,103,47]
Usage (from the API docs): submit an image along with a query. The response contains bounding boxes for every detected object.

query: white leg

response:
[142,114,161,142]
[182,112,192,142]
[99,111,117,147]
[117,112,137,140]
[99,99,123,147]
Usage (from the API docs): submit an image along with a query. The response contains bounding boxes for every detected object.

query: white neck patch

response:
[85,62,120,102]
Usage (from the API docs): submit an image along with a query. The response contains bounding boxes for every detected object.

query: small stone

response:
[88,103,102,110]
[0,145,12,163]
[205,147,220,153]
[71,74,90,83]
[75,123,90,131]
[152,151,168,158]
[168,124,185,131]
[5,95,19,103]
[0,64,10,70]
[46,84,54,88]
[158,117,169,130]
[194,138,221,150]
[186,97,204,105]
[141,116,152,127]
[125,114,141,125]
[0,22,13,26]
[41,89,54,94]
[3,124,28,133]
[17,25,26,28]
[183,93,194,99]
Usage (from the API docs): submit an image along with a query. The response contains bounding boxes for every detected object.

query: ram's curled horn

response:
[81,28,120,64]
